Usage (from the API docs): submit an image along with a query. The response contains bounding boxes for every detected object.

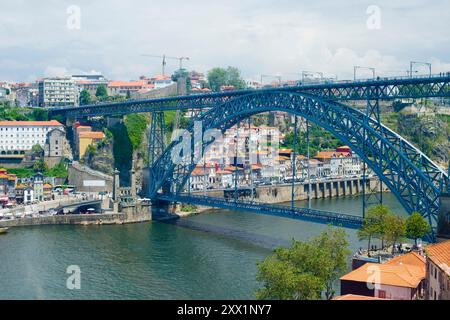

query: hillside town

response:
[0,68,449,303]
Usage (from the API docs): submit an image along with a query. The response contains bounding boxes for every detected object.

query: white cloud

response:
[44,66,70,78]
[0,0,449,81]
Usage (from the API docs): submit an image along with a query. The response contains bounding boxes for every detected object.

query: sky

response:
[0,0,449,82]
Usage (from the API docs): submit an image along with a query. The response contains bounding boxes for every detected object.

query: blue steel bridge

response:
[50,74,450,240]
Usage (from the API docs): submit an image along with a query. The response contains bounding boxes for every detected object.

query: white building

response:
[0,120,65,152]
[38,78,79,107]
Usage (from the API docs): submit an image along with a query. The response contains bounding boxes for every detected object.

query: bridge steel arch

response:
[150,91,448,229]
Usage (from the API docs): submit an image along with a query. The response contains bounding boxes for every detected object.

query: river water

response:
[0,194,406,300]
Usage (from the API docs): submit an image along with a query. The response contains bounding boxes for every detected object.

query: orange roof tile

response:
[79,131,105,139]
[279,148,294,154]
[0,120,63,127]
[224,166,243,171]
[315,151,351,159]
[108,80,147,87]
[425,240,450,276]
[216,170,233,175]
[340,252,426,289]
[385,251,426,268]
[151,74,172,81]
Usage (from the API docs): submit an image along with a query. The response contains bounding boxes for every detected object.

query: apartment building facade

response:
[0,120,64,152]
[38,78,79,107]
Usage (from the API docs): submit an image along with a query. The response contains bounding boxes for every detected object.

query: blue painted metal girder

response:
[49,75,450,118]
[149,91,448,233]
[157,194,363,229]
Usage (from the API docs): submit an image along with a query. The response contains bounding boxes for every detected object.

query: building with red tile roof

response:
[340,252,426,300]
[425,240,450,300]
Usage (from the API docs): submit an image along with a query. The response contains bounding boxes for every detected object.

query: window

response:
[378,290,386,299]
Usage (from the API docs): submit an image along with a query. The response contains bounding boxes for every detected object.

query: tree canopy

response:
[358,205,408,255]
[406,212,431,246]
[207,66,247,91]
[80,89,92,105]
[256,227,350,300]
[95,85,108,100]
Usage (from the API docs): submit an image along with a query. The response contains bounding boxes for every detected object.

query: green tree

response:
[79,89,92,105]
[45,161,69,178]
[225,66,247,89]
[406,212,431,246]
[31,144,44,156]
[30,108,49,121]
[256,255,323,300]
[207,67,228,91]
[95,85,108,100]
[385,215,406,254]
[207,66,247,91]
[33,158,47,172]
[311,227,351,299]
[256,227,350,300]
[358,205,393,254]
[124,114,149,150]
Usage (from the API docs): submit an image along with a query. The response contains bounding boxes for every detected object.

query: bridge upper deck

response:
[49,74,450,118]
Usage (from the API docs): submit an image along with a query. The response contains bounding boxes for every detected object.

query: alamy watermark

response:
[66,265,81,290]
[169,120,280,174]
[67,5,81,30]
[366,5,381,30]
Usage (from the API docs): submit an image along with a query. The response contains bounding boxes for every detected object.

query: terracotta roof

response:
[315,151,351,159]
[0,120,63,127]
[76,125,92,130]
[275,155,291,161]
[191,168,207,176]
[108,80,147,87]
[333,294,385,300]
[79,131,105,139]
[386,251,426,267]
[340,252,426,289]
[224,166,243,171]
[425,240,450,276]
[216,170,233,175]
[150,74,172,81]
[279,148,294,154]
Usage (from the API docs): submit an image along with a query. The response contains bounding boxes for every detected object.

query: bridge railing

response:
[158,193,364,227]
[290,72,450,87]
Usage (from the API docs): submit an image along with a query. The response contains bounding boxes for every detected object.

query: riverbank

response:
[0,207,151,228]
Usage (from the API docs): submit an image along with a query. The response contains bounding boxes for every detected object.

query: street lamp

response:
[354,66,376,81]
[410,61,432,78]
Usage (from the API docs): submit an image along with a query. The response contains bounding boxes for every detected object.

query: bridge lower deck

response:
[156,194,364,229]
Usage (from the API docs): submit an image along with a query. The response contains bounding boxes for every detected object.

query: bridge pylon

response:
[148,111,167,198]
[362,86,384,217]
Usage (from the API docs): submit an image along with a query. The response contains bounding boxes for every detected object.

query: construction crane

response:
[141,54,190,76]
[141,54,190,133]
